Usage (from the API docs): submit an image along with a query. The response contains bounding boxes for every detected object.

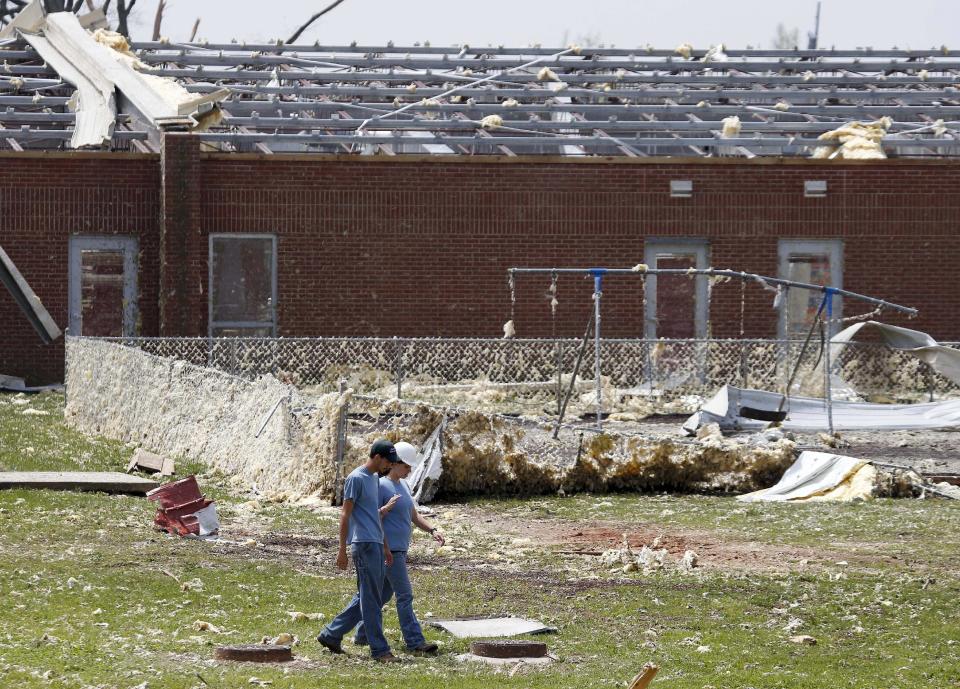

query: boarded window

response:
[209,235,277,337]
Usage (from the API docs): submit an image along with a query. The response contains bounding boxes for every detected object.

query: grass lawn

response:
[1,391,959,688]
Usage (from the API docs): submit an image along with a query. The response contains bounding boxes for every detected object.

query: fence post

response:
[394,336,403,399]
[555,338,563,416]
[332,378,349,506]
[231,338,239,377]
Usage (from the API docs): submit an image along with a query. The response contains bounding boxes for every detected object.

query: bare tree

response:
[286,0,347,44]
[0,0,29,26]
[150,0,162,40]
[101,0,137,37]
[772,23,800,50]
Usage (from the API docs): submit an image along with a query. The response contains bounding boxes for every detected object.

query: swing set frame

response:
[507,267,918,435]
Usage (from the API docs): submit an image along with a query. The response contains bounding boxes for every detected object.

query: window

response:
[68,236,138,337]
[209,234,277,337]
[778,239,843,338]
[643,240,709,339]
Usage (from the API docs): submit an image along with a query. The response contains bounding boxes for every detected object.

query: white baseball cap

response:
[393,441,420,468]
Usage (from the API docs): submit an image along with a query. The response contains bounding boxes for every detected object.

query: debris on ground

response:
[628,663,659,689]
[685,384,960,432]
[427,617,557,638]
[147,475,219,537]
[0,471,158,494]
[0,374,62,393]
[789,635,817,645]
[193,620,221,633]
[126,448,175,476]
[740,451,958,502]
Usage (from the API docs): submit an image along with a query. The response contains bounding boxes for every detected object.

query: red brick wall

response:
[4,138,960,383]
[0,153,160,384]
[186,143,959,343]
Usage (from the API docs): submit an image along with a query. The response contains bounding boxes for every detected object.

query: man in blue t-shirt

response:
[317,439,400,663]
[354,441,445,654]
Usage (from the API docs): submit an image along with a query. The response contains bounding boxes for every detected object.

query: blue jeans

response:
[319,542,391,658]
[355,551,427,650]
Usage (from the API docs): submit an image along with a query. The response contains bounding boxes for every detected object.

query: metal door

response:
[68,236,138,337]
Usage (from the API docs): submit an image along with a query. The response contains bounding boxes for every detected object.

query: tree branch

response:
[285,0,346,45]
[151,0,163,40]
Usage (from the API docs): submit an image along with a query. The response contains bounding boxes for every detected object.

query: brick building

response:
[2,34,959,383]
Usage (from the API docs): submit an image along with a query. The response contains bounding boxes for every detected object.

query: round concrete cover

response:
[214,644,294,662]
[469,639,547,658]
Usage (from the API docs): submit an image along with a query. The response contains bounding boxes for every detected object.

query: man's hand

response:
[385,547,394,567]
[336,548,348,571]
[383,494,400,513]
[432,530,445,547]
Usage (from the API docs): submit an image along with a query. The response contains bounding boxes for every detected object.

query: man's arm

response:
[412,508,445,546]
[336,499,354,570]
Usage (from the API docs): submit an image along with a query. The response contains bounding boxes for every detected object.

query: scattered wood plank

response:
[126,448,175,476]
[0,471,160,494]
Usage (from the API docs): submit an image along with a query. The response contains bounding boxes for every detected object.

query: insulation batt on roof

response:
[812,117,892,160]
[537,67,559,82]
[480,114,503,130]
[721,115,741,137]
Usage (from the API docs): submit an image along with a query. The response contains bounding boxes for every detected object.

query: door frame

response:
[67,235,139,337]
[777,239,843,338]
[643,239,710,339]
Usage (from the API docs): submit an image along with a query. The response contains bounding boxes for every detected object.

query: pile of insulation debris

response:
[340,399,957,503]
[340,399,798,501]
[600,534,700,575]
[740,450,960,502]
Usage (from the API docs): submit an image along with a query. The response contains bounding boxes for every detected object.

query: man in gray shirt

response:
[317,439,399,662]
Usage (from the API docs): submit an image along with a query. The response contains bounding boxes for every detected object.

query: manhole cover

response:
[470,639,547,659]
[214,644,293,663]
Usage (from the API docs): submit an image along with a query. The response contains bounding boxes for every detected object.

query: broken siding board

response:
[0,472,160,494]
[20,31,116,149]
[0,246,62,343]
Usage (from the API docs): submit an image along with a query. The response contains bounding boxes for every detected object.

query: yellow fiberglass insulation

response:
[811,118,891,160]
[537,67,559,82]
[92,29,138,59]
[481,114,504,130]
[675,43,693,59]
[721,116,741,138]
[347,399,797,499]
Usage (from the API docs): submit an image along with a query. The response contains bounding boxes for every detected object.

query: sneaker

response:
[316,633,345,654]
[410,642,439,655]
[374,652,400,663]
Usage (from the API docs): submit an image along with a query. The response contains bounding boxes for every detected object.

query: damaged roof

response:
[2,25,960,157]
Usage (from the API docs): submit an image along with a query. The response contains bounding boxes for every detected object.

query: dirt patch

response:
[460,506,838,574]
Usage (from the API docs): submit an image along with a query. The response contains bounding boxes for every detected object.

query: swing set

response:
[506,266,918,437]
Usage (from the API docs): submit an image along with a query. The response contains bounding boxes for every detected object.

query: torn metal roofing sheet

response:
[2,35,960,156]
[684,385,960,432]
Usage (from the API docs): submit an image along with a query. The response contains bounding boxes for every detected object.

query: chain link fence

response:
[87,336,960,417]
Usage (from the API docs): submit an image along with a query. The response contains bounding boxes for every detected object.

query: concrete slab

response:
[0,471,160,494]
